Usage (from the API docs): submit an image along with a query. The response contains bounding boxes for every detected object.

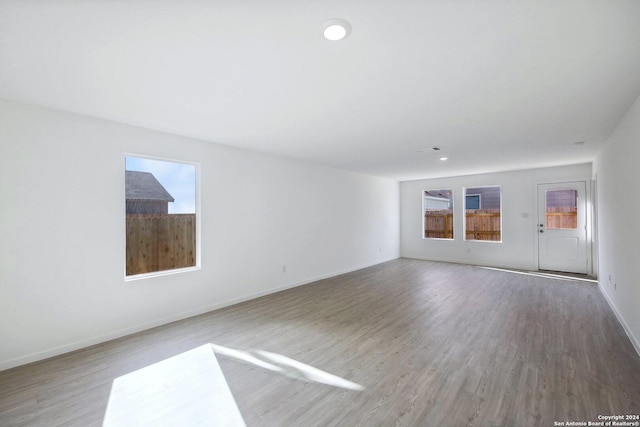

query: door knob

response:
[539,230,544,233]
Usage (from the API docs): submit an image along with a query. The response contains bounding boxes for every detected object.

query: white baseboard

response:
[598,282,640,358]
[0,256,399,371]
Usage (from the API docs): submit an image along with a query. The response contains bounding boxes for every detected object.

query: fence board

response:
[425,209,502,241]
[465,209,501,241]
[425,208,574,241]
[126,214,196,276]
[546,207,577,229]
[424,210,454,239]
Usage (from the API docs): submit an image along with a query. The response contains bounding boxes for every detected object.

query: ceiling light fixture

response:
[439,156,449,161]
[323,19,351,41]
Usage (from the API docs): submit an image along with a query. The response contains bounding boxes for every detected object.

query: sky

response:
[126,156,196,214]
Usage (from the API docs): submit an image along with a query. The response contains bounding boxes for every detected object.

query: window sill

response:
[125,266,201,282]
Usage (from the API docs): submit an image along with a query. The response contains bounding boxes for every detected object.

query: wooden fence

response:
[424,209,502,241]
[465,209,501,241]
[126,214,196,276]
[546,207,577,229]
[425,207,577,241]
[424,210,454,239]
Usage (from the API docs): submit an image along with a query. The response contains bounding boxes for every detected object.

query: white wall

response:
[0,99,400,370]
[400,164,593,270]
[593,94,640,354]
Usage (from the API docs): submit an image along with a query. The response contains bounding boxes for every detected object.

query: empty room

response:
[1,1,640,426]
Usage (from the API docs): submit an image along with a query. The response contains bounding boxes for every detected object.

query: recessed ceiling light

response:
[574,141,585,146]
[323,19,351,41]
[439,156,449,161]
[432,147,441,151]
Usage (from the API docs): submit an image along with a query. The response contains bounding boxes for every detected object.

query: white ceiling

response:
[2,1,640,181]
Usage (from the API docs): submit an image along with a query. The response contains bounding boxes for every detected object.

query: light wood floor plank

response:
[1,259,639,426]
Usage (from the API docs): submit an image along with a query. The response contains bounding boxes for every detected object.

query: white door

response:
[537,182,588,274]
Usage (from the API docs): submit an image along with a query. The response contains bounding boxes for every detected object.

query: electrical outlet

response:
[282,265,287,273]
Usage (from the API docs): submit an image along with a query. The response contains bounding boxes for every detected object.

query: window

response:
[545,189,578,230]
[125,155,198,278]
[464,186,501,242]
[465,194,481,210]
[423,189,454,239]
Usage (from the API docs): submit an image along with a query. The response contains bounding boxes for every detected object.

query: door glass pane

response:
[545,189,577,230]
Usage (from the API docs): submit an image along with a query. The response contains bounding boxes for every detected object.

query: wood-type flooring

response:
[1,259,639,426]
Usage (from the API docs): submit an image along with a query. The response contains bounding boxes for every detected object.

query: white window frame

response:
[423,189,455,240]
[463,186,502,243]
[124,153,201,281]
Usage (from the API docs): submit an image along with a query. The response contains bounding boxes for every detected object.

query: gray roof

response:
[125,171,174,202]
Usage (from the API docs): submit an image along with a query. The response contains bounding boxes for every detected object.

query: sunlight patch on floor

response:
[103,343,363,426]
[103,344,245,427]
[478,266,597,283]
[212,344,364,391]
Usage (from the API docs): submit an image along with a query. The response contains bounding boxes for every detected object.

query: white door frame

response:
[536,180,593,275]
